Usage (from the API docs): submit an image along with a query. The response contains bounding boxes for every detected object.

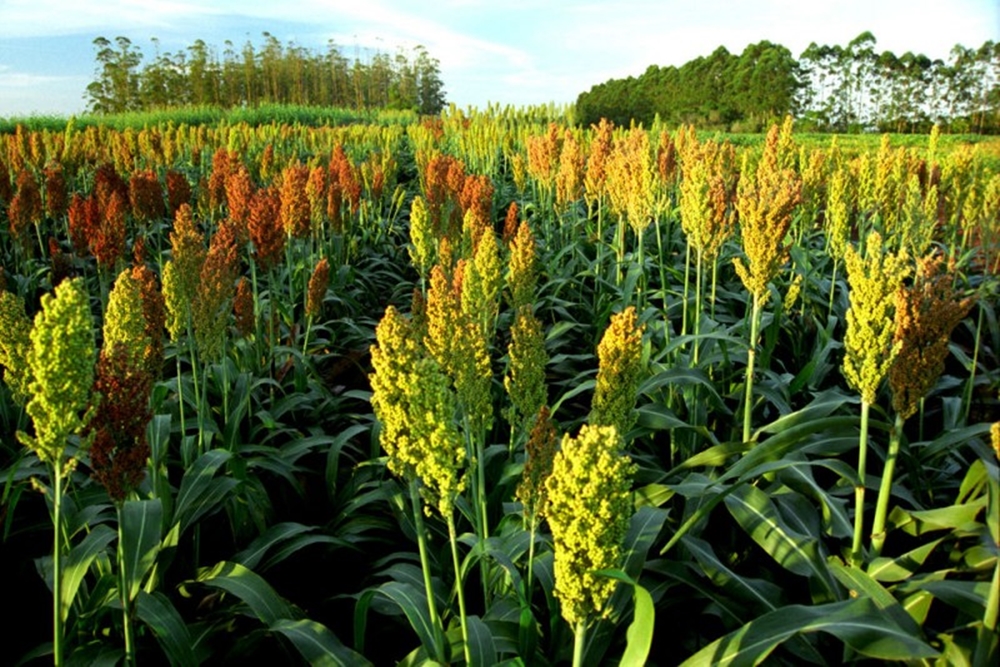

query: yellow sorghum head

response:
[605,128,654,235]
[545,424,635,626]
[733,122,802,301]
[842,232,912,405]
[516,406,557,522]
[584,118,614,208]
[408,195,435,280]
[507,220,538,312]
[590,306,645,437]
[504,306,549,434]
[825,165,853,262]
[0,291,34,406]
[991,421,1000,461]
[103,269,151,373]
[461,226,503,342]
[556,128,585,211]
[407,356,467,518]
[19,278,95,466]
[369,306,466,517]
[426,263,493,435]
[370,306,424,479]
[889,253,975,419]
[679,139,736,262]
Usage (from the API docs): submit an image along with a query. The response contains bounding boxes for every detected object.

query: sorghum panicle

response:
[506,220,538,312]
[19,278,96,466]
[545,424,635,626]
[306,257,330,320]
[733,121,802,301]
[248,186,284,271]
[516,406,557,521]
[590,306,645,436]
[0,290,34,406]
[843,232,912,404]
[504,306,549,435]
[889,253,975,419]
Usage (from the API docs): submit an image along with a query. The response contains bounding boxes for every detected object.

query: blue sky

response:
[0,0,997,117]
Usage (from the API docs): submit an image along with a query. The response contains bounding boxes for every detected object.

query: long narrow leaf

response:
[135,591,197,667]
[271,618,372,667]
[193,560,295,625]
[680,598,938,666]
[59,524,116,622]
[120,498,162,601]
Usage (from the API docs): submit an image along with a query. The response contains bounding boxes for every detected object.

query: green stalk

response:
[693,246,703,367]
[742,291,762,444]
[52,463,64,667]
[409,480,445,662]
[447,513,472,667]
[681,240,691,339]
[654,213,669,325]
[962,303,983,423]
[871,412,904,558]
[572,619,587,667]
[525,515,537,605]
[984,558,999,632]
[827,258,839,323]
[852,400,872,566]
[117,504,136,667]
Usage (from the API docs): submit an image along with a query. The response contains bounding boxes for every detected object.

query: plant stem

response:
[572,619,587,667]
[52,462,64,667]
[871,412,904,558]
[117,504,136,667]
[962,303,983,423]
[409,480,444,662]
[827,258,839,323]
[742,291,761,444]
[447,513,471,667]
[852,400,871,565]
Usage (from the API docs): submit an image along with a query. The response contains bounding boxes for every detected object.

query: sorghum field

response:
[1,108,998,666]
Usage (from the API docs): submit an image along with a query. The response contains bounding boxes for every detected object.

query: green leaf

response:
[193,560,294,625]
[377,580,444,661]
[465,615,498,667]
[119,498,162,602]
[679,597,938,666]
[234,522,315,570]
[271,618,372,667]
[173,449,238,535]
[754,389,857,437]
[867,538,944,582]
[135,591,197,667]
[724,485,837,599]
[682,536,783,613]
[60,524,116,622]
[918,580,992,619]
[827,558,922,635]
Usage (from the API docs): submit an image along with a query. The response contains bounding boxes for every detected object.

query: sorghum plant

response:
[545,423,635,667]
[842,231,911,564]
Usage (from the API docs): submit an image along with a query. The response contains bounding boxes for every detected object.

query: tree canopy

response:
[85,34,447,115]
[576,33,1000,133]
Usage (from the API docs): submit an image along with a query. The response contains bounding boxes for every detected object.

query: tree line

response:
[85,33,447,116]
[576,33,1000,134]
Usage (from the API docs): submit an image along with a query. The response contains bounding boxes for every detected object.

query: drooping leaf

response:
[135,591,197,667]
[192,560,294,625]
[679,597,938,666]
[119,498,162,602]
[173,449,237,534]
[58,524,116,622]
[271,618,372,667]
